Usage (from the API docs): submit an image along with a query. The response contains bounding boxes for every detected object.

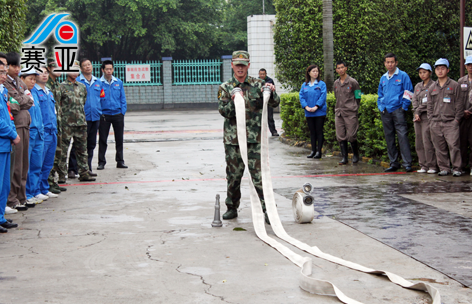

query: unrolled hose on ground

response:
[232,86,441,304]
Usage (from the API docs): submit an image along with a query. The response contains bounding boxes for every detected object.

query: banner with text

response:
[126,64,151,82]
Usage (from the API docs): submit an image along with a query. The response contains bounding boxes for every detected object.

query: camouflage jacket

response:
[57,79,87,127]
[46,77,62,122]
[218,75,280,145]
[46,77,60,101]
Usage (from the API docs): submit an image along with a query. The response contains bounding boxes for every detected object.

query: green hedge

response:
[280,93,417,163]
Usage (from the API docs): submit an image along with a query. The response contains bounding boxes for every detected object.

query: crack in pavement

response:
[79,234,107,249]
[145,245,173,265]
[175,264,232,303]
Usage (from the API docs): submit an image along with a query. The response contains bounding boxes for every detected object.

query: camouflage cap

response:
[47,57,58,67]
[232,50,250,66]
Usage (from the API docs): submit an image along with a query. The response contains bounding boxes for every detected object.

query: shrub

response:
[280,92,418,163]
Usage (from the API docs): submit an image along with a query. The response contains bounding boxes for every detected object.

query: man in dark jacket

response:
[258,69,278,136]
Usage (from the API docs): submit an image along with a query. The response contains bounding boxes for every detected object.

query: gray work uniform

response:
[427,78,464,172]
[334,75,360,142]
[411,80,437,170]
[457,75,472,170]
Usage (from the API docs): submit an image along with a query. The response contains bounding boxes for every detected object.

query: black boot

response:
[223,208,238,220]
[351,141,360,163]
[307,151,316,158]
[314,140,323,159]
[339,141,348,165]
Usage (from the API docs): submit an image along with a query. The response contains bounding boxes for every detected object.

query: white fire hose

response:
[231,86,441,304]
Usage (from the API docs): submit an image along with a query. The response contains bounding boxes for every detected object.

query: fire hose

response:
[231,86,441,304]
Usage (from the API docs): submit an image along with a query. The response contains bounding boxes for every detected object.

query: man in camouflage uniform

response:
[56,63,95,182]
[218,50,279,222]
[45,58,66,192]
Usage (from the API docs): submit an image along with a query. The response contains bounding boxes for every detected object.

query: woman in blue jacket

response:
[299,64,327,158]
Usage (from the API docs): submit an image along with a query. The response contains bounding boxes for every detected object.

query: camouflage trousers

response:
[48,125,63,182]
[224,143,265,211]
[57,125,89,179]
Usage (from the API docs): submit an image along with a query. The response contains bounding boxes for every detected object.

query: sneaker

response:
[5,206,18,214]
[453,171,462,177]
[33,197,43,204]
[45,191,59,198]
[417,169,427,173]
[438,170,449,176]
[68,171,76,178]
[36,193,49,201]
[427,169,437,174]
[27,197,41,205]
[14,203,28,211]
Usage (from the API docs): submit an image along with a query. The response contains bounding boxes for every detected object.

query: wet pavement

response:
[1,110,472,304]
[276,181,472,288]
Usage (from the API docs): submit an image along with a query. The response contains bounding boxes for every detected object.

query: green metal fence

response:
[172,59,222,85]
[57,60,162,86]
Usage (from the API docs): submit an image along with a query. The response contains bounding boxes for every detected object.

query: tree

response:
[216,0,276,56]
[274,0,472,93]
[0,0,28,52]
[322,0,333,91]
[26,0,225,61]
[25,0,275,60]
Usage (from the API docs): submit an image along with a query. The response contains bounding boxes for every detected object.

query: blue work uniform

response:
[32,84,58,195]
[299,80,327,117]
[376,67,414,168]
[98,76,127,167]
[26,88,44,200]
[0,85,18,224]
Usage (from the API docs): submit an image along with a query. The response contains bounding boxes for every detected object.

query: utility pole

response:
[460,0,465,77]
[263,0,265,15]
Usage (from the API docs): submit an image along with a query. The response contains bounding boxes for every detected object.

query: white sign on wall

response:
[464,27,472,59]
[126,64,151,82]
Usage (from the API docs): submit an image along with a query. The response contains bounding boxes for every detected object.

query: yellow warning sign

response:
[466,31,472,50]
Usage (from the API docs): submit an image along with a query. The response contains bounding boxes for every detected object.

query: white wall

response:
[247,15,287,94]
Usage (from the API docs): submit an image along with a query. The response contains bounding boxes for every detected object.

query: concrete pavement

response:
[1,110,471,304]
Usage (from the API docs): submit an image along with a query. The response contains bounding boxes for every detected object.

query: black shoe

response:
[384,166,399,172]
[58,179,66,184]
[405,166,413,172]
[50,182,67,192]
[0,226,7,233]
[97,164,105,170]
[271,132,279,137]
[88,171,98,177]
[49,185,61,194]
[78,174,96,182]
[339,141,348,165]
[307,151,316,158]
[264,212,271,225]
[313,152,322,159]
[117,162,128,169]
[222,208,238,220]
[351,141,360,163]
[68,171,76,178]
[14,204,28,211]
[6,219,12,223]
[25,201,36,208]
[1,222,18,229]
